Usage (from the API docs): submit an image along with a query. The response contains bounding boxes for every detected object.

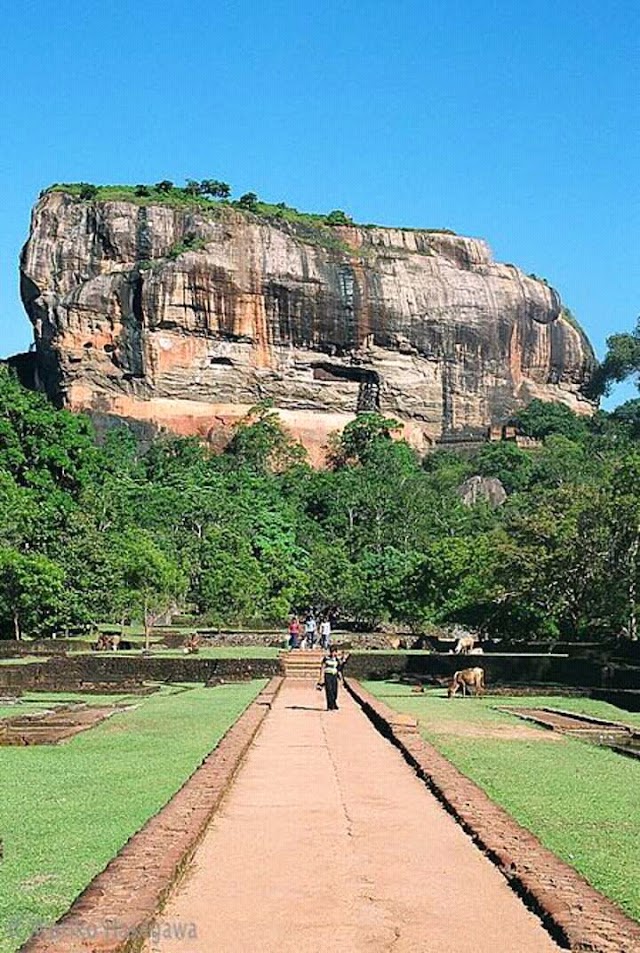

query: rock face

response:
[19,191,596,461]
[457,476,508,508]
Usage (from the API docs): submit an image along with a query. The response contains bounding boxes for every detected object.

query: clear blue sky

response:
[1,0,638,406]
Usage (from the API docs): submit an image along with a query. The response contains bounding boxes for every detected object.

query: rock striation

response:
[19,191,596,460]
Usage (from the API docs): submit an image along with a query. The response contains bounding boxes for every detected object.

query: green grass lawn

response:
[0,682,264,952]
[169,646,281,658]
[72,646,282,659]
[364,682,640,922]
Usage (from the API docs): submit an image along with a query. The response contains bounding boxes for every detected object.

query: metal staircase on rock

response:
[279,650,325,679]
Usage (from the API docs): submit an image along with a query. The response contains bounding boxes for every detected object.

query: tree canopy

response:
[1,364,639,641]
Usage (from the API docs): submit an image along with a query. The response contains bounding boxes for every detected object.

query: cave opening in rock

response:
[312,362,380,412]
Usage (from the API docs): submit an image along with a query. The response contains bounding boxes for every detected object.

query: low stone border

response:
[347,679,640,953]
[20,677,282,953]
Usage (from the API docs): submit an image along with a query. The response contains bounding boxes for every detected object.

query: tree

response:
[134,184,150,197]
[0,549,65,639]
[0,473,40,550]
[117,533,185,649]
[184,179,202,196]
[325,209,352,225]
[328,413,402,469]
[155,180,174,193]
[339,548,413,630]
[237,192,258,210]
[78,183,98,200]
[472,441,534,494]
[200,180,231,199]
[610,399,640,439]
[606,454,640,640]
[196,532,266,624]
[225,404,306,472]
[587,319,640,397]
[513,399,589,443]
[529,435,590,488]
[0,367,97,494]
[404,534,500,630]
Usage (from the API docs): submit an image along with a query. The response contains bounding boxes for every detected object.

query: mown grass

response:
[154,646,281,658]
[71,646,281,659]
[0,682,264,952]
[363,682,640,921]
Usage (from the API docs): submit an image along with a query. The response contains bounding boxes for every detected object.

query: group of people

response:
[287,613,332,650]
[288,612,349,711]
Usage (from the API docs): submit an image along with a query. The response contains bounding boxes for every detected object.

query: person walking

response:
[318,645,342,710]
[304,614,317,649]
[319,617,331,649]
[288,616,301,649]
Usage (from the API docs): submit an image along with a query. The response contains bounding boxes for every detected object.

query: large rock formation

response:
[19,190,595,460]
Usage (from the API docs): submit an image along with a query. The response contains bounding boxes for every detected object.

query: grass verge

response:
[0,682,264,952]
[71,646,281,659]
[363,683,640,922]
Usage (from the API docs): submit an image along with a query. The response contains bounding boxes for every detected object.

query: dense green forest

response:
[1,357,640,642]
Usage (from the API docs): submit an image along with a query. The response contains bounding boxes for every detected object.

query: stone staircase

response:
[279,650,325,679]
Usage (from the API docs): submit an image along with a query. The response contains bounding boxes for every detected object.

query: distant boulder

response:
[457,475,507,507]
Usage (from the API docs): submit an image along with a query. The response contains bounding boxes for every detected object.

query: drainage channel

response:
[500,707,640,760]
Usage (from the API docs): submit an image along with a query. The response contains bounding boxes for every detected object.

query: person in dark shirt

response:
[318,645,344,710]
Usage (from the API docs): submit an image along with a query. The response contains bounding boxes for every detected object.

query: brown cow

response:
[448,667,485,698]
[454,635,476,654]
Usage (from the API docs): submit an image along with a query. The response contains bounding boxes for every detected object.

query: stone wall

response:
[344,652,640,690]
[0,655,280,692]
[0,640,70,657]
[2,650,638,695]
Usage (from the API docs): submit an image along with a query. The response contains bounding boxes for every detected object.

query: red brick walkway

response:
[146,682,560,953]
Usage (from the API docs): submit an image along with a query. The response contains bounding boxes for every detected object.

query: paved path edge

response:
[346,679,640,953]
[20,677,283,953]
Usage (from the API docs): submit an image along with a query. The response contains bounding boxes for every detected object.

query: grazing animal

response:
[389,636,408,650]
[448,667,485,698]
[183,634,201,655]
[454,635,475,654]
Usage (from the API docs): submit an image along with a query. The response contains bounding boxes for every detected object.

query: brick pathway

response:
[146,681,560,953]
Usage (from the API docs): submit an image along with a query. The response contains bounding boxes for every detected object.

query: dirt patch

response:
[504,707,640,760]
[506,707,634,735]
[348,679,640,953]
[0,704,122,745]
[427,718,565,741]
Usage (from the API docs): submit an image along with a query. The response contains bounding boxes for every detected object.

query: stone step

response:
[280,651,325,679]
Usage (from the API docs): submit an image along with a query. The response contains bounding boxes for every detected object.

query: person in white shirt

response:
[319,617,331,649]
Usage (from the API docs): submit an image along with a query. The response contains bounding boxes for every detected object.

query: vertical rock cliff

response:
[19,190,595,459]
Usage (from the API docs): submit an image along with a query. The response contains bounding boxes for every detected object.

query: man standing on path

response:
[319,616,331,649]
[318,645,342,710]
[304,613,317,649]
